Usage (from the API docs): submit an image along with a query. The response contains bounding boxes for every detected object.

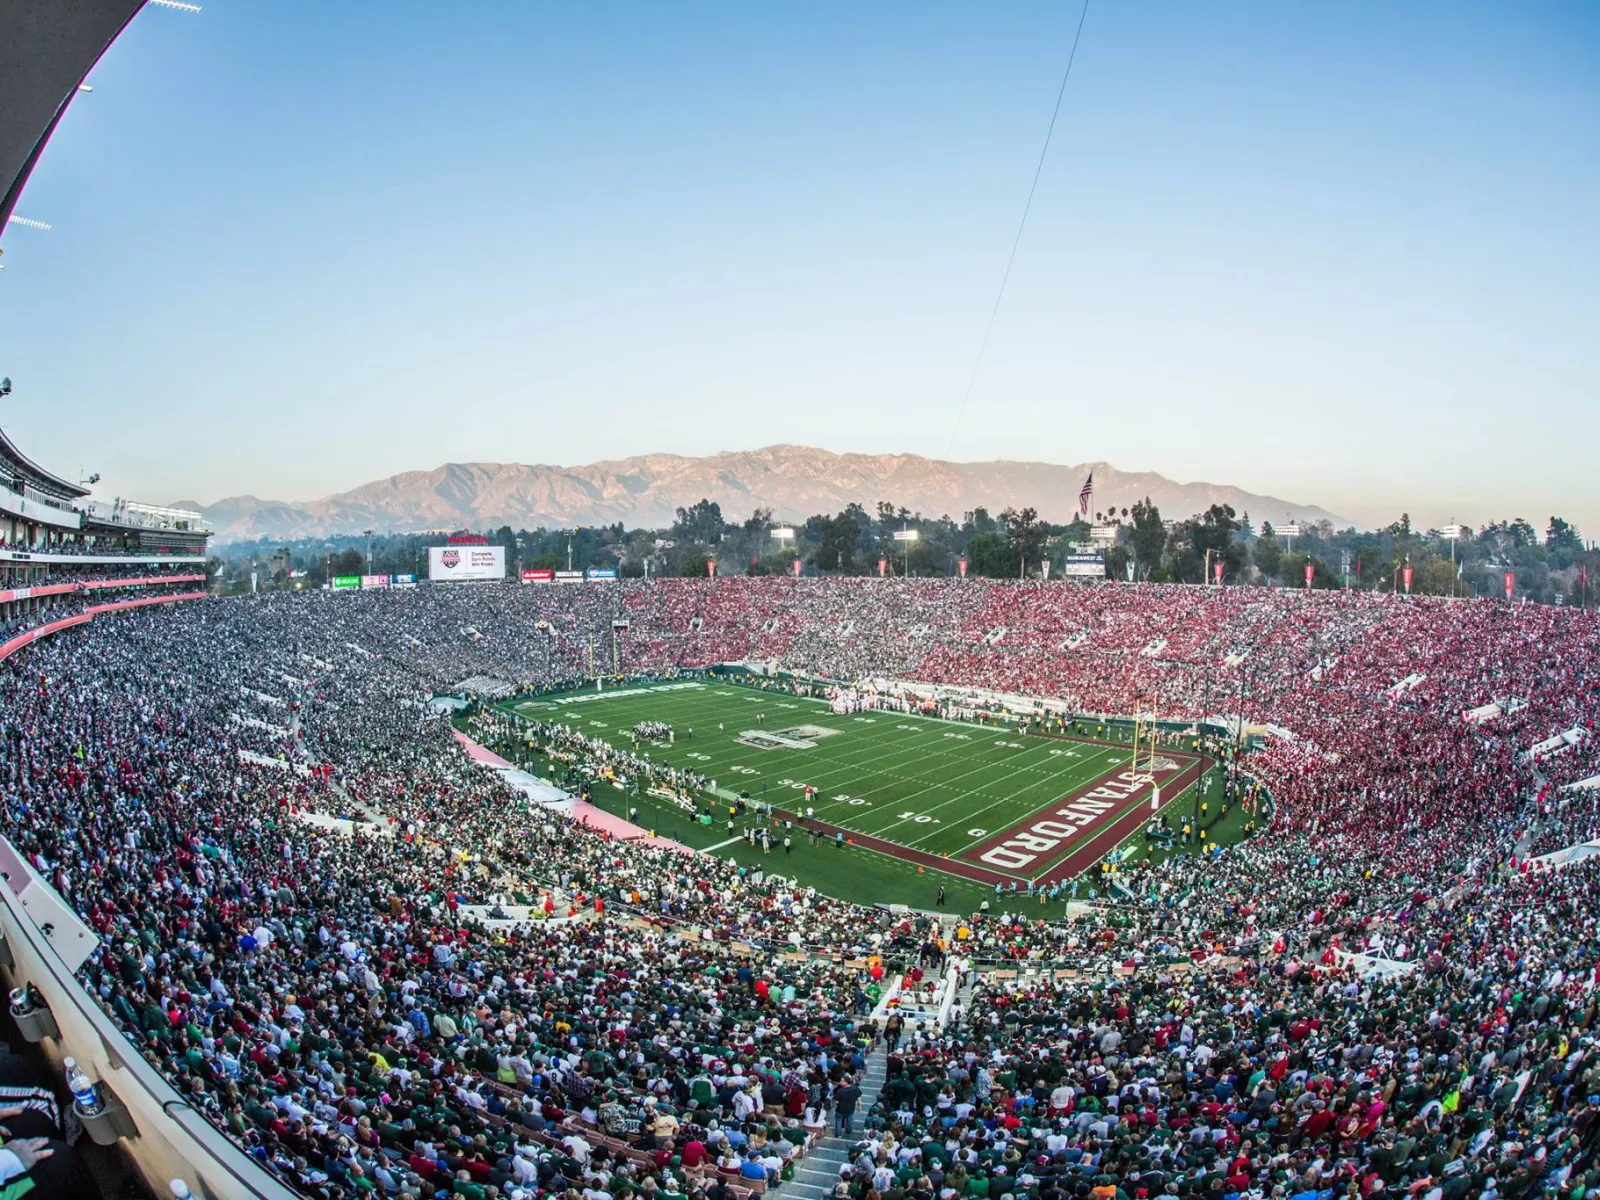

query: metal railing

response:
[77,500,210,534]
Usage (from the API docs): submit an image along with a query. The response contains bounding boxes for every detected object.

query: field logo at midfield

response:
[973,760,1186,872]
[737,724,840,751]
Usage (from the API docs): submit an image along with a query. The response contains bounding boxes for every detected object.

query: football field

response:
[500,679,1211,901]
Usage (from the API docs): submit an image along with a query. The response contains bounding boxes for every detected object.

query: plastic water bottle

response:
[63,1057,102,1116]
[170,1182,194,1200]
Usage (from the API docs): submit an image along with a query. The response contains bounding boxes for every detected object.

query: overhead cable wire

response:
[945,0,1090,455]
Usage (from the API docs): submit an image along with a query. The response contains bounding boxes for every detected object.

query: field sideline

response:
[499,678,1213,891]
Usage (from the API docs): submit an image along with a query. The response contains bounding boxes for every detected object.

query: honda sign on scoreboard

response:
[428,545,506,582]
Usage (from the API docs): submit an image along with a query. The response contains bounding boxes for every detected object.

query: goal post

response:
[1129,706,1159,804]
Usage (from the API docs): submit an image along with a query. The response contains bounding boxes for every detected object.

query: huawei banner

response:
[428,545,506,581]
[1061,553,1104,578]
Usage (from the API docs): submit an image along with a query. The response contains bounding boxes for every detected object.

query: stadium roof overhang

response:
[0,425,89,499]
[0,0,146,243]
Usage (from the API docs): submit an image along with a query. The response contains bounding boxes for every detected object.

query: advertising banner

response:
[878,558,887,577]
[391,573,417,587]
[585,567,618,581]
[1213,561,1224,584]
[792,558,801,577]
[522,569,555,583]
[428,545,506,582]
[707,560,717,578]
[1305,562,1315,588]
[1504,570,1515,601]
[331,576,361,590]
[958,557,968,578]
[554,570,584,584]
[1402,565,1413,594]
[361,574,389,589]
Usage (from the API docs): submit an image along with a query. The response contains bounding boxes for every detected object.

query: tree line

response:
[210,500,1598,606]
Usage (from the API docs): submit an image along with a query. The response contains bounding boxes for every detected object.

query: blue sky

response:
[0,1,1595,533]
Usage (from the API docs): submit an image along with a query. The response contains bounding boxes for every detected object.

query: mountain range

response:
[182,445,1351,543]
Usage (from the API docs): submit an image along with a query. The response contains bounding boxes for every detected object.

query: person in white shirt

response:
[562,1131,593,1165]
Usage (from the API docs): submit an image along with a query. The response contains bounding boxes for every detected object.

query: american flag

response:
[1078,471,1093,517]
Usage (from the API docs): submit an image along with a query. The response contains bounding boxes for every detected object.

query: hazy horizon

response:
[0,1,1594,536]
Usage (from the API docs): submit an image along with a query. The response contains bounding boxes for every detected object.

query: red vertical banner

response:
[1402,565,1413,594]
[706,559,717,578]
[1213,561,1224,584]
[958,557,968,579]
[1504,570,1515,601]
[878,557,887,577]
[1304,562,1314,589]
[791,558,801,577]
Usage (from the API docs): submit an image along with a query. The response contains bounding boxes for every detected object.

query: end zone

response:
[962,752,1205,886]
[762,750,1208,891]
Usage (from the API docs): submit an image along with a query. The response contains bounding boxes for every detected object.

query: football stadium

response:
[1,5,1597,1200]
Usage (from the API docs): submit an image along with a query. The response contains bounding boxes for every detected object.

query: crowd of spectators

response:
[0,579,1596,1199]
[0,537,204,558]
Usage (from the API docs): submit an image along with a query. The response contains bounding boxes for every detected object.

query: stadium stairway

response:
[782,1045,888,1200]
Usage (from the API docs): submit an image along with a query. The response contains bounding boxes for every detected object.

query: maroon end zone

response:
[961,752,1207,886]
[766,750,1210,890]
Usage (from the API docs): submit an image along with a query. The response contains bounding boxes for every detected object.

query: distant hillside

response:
[194,445,1351,542]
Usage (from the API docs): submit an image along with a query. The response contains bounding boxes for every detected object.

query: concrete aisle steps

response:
[779,1044,889,1200]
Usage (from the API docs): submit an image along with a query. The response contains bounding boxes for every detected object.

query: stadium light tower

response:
[892,528,919,577]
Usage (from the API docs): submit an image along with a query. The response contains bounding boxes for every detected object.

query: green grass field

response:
[486,679,1226,913]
